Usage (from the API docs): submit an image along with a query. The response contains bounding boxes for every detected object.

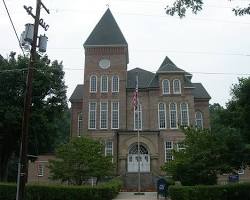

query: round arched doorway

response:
[127,143,150,172]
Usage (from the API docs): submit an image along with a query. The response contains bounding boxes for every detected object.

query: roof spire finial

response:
[106,3,110,8]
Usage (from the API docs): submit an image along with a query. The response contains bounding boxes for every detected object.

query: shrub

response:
[169,183,250,200]
[0,179,122,200]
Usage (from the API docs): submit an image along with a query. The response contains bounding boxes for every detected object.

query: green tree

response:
[0,53,68,181]
[161,127,250,186]
[49,137,114,185]
[165,0,250,18]
[226,78,250,143]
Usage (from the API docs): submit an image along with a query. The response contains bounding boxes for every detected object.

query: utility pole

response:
[16,1,49,200]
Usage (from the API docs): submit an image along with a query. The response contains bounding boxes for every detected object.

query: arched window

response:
[169,103,177,129]
[180,103,189,126]
[162,79,170,94]
[173,79,181,94]
[112,75,119,93]
[195,111,203,129]
[90,75,97,93]
[101,75,108,93]
[158,103,166,129]
[77,112,83,137]
[134,104,142,130]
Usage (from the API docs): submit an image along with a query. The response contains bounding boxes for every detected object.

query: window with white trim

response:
[101,75,108,93]
[37,162,45,177]
[88,102,96,129]
[100,102,108,129]
[105,140,113,163]
[105,140,113,157]
[90,75,97,93]
[112,75,119,93]
[169,103,178,129]
[134,104,142,130]
[173,79,181,94]
[162,79,170,94]
[180,103,189,126]
[165,141,173,162]
[195,111,203,129]
[77,112,83,137]
[158,103,166,129]
[111,101,119,129]
[177,143,186,151]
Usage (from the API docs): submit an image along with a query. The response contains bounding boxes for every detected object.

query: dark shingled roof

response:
[192,83,211,99]
[69,84,84,102]
[127,68,155,89]
[84,9,127,46]
[157,56,185,73]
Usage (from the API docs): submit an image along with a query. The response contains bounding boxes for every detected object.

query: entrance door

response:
[127,144,150,172]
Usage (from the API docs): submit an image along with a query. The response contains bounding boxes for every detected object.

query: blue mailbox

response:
[157,178,168,199]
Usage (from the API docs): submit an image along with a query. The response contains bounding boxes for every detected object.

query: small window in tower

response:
[112,76,119,93]
[101,75,108,93]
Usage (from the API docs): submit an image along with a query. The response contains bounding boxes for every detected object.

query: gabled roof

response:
[127,68,155,89]
[157,56,185,73]
[84,9,127,47]
[192,83,211,99]
[69,84,84,102]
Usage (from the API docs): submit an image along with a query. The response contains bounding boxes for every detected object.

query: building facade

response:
[69,9,210,189]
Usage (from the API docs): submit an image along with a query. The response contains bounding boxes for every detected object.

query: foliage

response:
[0,179,122,200]
[0,53,68,181]
[165,0,250,18]
[226,77,250,143]
[49,137,114,185]
[161,127,250,186]
[169,183,250,200]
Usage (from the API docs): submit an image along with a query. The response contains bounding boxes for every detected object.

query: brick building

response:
[69,9,211,189]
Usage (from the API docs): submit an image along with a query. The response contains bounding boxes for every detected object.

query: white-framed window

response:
[101,75,108,93]
[180,103,189,126]
[37,162,45,177]
[238,167,245,175]
[169,103,178,129]
[112,75,119,93]
[165,141,173,162]
[173,79,181,94]
[158,103,166,129]
[100,102,108,129]
[195,111,203,129]
[105,140,113,162]
[90,75,97,93]
[177,143,186,151]
[111,101,119,129]
[162,79,170,94]
[88,102,97,129]
[134,104,142,130]
[77,112,83,137]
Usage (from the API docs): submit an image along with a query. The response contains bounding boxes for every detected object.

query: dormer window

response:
[173,79,181,94]
[101,75,108,93]
[162,79,170,94]
[90,75,97,93]
[112,75,119,93]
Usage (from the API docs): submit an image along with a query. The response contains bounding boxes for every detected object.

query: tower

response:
[82,8,128,136]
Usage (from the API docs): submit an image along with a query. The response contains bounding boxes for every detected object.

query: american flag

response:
[132,75,138,111]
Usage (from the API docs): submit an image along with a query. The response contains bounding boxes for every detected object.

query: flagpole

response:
[136,75,141,193]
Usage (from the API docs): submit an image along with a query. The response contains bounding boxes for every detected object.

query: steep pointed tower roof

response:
[84,9,128,47]
[157,56,185,73]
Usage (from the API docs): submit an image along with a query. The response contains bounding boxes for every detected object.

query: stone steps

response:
[122,173,157,192]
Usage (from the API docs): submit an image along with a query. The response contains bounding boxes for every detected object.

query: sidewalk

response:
[113,192,167,200]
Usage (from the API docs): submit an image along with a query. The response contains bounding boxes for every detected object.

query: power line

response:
[1,67,249,76]
[2,0,25,56]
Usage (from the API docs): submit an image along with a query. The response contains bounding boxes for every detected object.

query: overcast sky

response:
[1,0,250,107]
